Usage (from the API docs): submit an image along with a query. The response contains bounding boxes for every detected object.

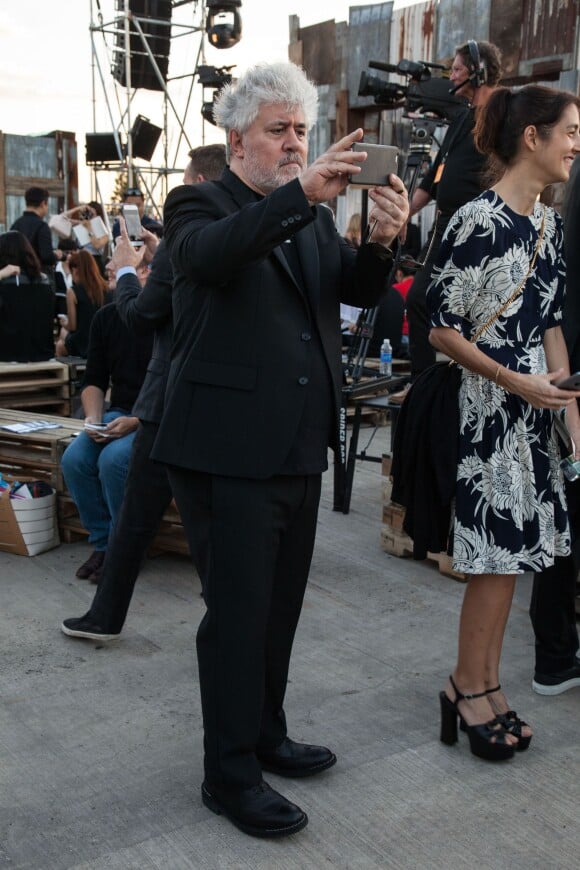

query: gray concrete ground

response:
[1,421,580,869]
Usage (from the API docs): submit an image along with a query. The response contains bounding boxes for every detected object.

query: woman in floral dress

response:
[428,85,580,761]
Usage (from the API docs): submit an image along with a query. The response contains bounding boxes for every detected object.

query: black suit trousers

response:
[530,476,580,674]
[89,421,174,633]
[167,467,322,790]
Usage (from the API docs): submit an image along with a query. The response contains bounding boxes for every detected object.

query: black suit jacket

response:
[152,168,393,478]
[115,240,173,424]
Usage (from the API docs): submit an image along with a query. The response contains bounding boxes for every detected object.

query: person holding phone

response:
[150,61,409,838]
[428,85,580,761]
[112,188,163,241]
[60,257,153,583]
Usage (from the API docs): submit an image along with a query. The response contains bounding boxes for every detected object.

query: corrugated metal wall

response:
[435,0,491,61]
[0,132,77,231]
[389,1,436,66]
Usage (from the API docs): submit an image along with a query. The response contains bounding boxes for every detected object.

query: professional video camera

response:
[358,58,468,122]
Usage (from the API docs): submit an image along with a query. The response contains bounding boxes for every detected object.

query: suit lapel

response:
[220,168,319,306]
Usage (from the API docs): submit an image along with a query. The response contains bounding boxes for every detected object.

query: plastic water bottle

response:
[379,338,392,377]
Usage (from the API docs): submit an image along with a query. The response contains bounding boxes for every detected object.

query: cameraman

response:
[404,40,502,382]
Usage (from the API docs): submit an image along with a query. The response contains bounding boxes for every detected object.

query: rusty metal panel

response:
[347,2,394,109]
[389,1,436,66]
[490,0,523,79]
[435,0,491,63]
[521,0,577,61]
[516,0,578,78]
[297,20,336,85]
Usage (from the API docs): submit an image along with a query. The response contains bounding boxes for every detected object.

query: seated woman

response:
[0,230,55,362]
[55,249,110,358]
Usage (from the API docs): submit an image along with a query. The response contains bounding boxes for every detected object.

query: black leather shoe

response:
[201,780,307,838]
[257,737,337,778]
[61,615,120,641]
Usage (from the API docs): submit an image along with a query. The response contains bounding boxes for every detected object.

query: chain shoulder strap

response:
[470,205,546,345]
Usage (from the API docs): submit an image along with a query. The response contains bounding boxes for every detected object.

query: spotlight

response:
[196,64,234,89]
[201,101,217,126]
[197,64,235,127]
[205,0,242,49]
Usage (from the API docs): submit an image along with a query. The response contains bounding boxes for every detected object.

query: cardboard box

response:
[0,487,60,556]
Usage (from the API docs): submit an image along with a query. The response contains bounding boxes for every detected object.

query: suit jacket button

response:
[301,332,312,341]
[298,376,309,385]
[281,219,288,227]
[294,214,302,221]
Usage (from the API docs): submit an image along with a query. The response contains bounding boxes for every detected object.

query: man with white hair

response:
[152,62,409,838]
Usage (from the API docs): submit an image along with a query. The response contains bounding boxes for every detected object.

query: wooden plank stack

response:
[379,453,465,581]
[0,408,83,490]
[0,361,71,416]
[0,407,189,558]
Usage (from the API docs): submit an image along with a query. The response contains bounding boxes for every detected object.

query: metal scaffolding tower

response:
[87,0,213,215]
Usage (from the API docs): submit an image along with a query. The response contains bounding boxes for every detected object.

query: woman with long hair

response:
[428,85,580,760]
[56,248,110,358]
[0,230,55,361]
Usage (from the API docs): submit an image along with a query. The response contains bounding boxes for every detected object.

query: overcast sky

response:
[0,0,421,198]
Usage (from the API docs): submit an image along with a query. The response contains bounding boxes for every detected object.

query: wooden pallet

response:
[380,495,466,581]
[57,493,190,557]
[380,526,466,581]
[0,361,71,416]
[0,408,83,491]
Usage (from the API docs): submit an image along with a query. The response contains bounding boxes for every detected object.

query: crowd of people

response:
[2,50,580,840]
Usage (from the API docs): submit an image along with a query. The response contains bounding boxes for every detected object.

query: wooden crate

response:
[0,361,71,415]
[380,524,414,557]
[0,408,83,491]
[57,493,189,557]
[380,496,466,582]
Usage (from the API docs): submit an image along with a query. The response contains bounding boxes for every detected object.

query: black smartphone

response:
[556,373,580,390]
[349,143,399,188]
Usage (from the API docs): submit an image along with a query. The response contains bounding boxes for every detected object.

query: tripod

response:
[343,117,442,382]
[334,118,444,512]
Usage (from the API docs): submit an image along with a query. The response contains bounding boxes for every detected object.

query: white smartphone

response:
[121,204,143,246]
[84,422,107,431]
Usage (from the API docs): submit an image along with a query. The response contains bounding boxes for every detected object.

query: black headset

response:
[467,40,487,87]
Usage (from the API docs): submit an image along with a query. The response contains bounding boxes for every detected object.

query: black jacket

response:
[391,361,461,559]
[115,240,173,423]
[11,212,57,267]
[152,168,393,478]
[0,275,55,362]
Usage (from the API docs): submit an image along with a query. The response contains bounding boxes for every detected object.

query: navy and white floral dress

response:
[427,191,570,575]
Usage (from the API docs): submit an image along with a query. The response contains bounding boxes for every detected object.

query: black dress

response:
[0,274,55,362]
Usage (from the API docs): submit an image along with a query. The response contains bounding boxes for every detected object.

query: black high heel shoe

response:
[440,675,515,761]
[484,684,532,751]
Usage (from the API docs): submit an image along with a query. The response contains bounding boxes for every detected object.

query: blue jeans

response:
[61,410,136,550]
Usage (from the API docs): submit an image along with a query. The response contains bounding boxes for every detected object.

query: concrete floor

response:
[1,422,580,869]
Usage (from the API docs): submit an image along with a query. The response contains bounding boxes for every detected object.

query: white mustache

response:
[279,154,304,168]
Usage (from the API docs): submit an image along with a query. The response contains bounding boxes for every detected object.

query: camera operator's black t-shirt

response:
[420,108,487,218]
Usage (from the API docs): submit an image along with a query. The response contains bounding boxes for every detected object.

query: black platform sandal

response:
[484,684,532,752]
[440,675,515,761]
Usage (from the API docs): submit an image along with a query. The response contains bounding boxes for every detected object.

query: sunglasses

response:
[124,189,143,197]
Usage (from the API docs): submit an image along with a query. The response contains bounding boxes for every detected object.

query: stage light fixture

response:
[130,115,163,161]
[205,0,242,49]
[196,64,234,127]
